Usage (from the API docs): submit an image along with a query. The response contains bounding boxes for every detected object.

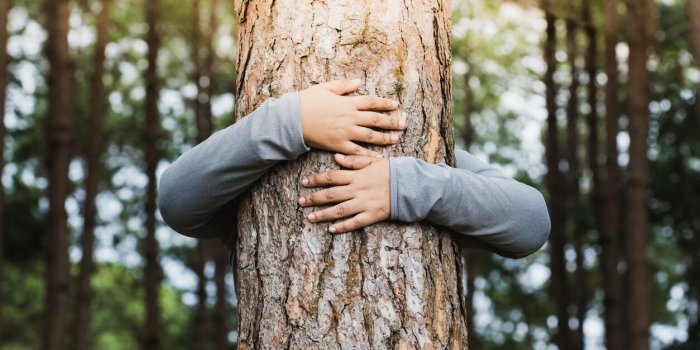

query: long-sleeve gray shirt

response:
[158,92,551,259]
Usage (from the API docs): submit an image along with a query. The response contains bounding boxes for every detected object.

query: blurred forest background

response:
[0,0,699,349]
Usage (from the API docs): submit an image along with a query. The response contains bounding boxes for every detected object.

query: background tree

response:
[43,0,75,348]
[143,0,162,347]
[0,0,11,335]
[233,0,467,347]
[625,0,655,348]
[74,1,112,349]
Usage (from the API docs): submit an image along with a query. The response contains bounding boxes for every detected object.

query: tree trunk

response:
[74,1,112,349]
[625,0,653,348]
[460,72,477,349]
[687,0,700,132]
[601,0,624,348]
[191,1,210,348]
[143,0,161,348]
[233,1,466,348]
[542,2,571,349]
[213,244,230,350]
[0,0,10,337]
[43,0,74,348]
[582,1,598,349]
[564,3,585,348]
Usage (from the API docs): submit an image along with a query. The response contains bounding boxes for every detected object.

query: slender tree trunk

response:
[43,0,74,348]
[543,2,571,349]
[191,1,210,348]
[460,71,476,349]
[233,1,466,348]
[213,244,230,350]
[582,1,599,348]
[0,0,11,337]
[143,0,161,348]
[601,0,624,348]
[564,3,586,349]
[625,0,653,348]
[74,2,112,349]
[687,0,700,131]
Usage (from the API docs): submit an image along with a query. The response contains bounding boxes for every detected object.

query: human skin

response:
[297,79,403,233]
[299,154,390,234]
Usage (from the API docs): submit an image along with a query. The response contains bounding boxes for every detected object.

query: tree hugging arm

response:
[158,79,404,240]
[390,151,551,258]
[158,92,310,239]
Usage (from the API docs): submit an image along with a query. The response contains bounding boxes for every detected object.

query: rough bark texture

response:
[75,2,112,349]
[233,1,466,348]
[143,0,161,348]
[542,2,571,350]
[43,0,74,348]
[601,0,623,348]
[0,0,10,336]
[625,0,653,349]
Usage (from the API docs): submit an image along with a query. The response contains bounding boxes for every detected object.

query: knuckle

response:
[325,189,335,200]
[325,172,334,183]
[351,218,361,229]
[372,113,380,126]
[366,129,374,141]
[305,195,313,204]
[335,205,345,217]
[353,146,362,155]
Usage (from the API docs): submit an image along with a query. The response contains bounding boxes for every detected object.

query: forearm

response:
[158,92,309,239]
[389,151,551,258]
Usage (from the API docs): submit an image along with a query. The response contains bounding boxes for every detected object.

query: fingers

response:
[334,153,382,170]
[351,126,400,145]
[302,170,354,187]
[339,141,383,158]
[319,79,363,95]
[351,95,399,111]
[306,199,362,223]
[298,185,353,207]
[357,111,406,130]
[329,212,377,233]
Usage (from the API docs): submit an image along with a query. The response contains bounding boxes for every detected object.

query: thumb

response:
[319,79,363,95]
[334,153,381,170]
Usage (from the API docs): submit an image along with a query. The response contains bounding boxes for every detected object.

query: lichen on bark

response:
[233,1,467,348]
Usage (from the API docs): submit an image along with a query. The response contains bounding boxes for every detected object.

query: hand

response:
[298,154,391,233]
[299,79,406,157]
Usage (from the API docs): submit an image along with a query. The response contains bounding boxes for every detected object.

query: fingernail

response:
[351,79,362,85]
[329,226,337,233]
[399,120,406,129]
[301,178,309,186]
[308,213,316,221]
[336,153,345,160]
[391,135,399,142]
[298,197,306,205]
[392,100,399,108]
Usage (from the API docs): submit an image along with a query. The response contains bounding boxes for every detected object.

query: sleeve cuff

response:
[389,157,401,221]
[275,91,311,157]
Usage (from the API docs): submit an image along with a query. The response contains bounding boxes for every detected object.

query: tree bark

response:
[0,0,11,337]
[625,0,653,348]
[143,0,161,348]
[43,0,75,348]
[542,2,571,349]
[601,0,624,348]
[233,1,466,348]
[74,2,112,349]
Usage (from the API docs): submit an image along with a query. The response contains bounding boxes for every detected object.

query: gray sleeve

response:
[389,150,551,259]
[158,92,310,240]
